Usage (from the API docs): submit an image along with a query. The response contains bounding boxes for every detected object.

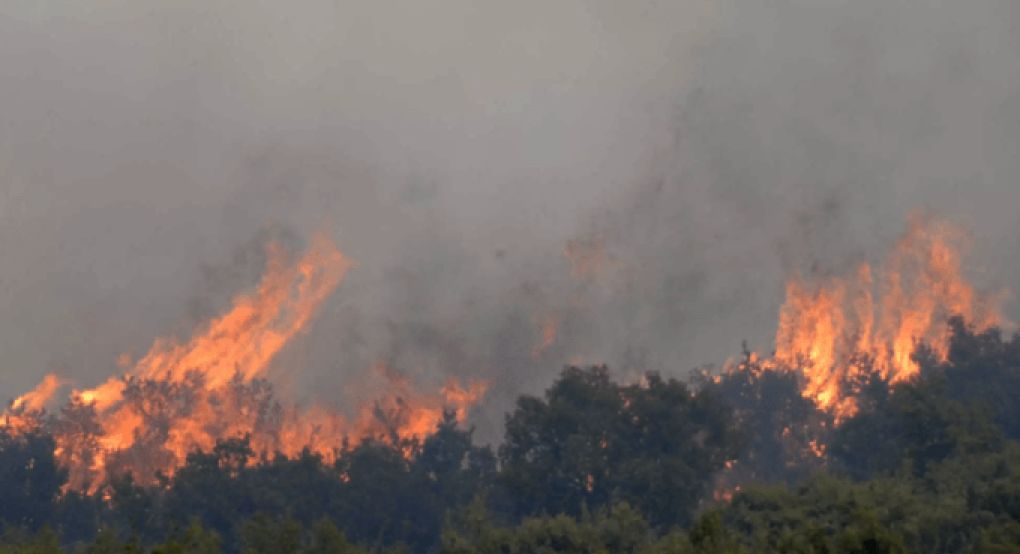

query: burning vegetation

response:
[2,214,1009,491]
[0,213,1018,554]
[771,212,1006,420]
[2,233,491,493]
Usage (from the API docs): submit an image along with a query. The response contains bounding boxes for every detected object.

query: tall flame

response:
[5,375,68,434]
[11,374,67,413]
[2,233,491,492]
[773,212,1007,419]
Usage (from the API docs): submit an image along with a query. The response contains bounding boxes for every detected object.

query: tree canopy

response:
[2,319,1020,553]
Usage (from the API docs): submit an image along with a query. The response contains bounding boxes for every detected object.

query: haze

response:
[1,0,1017,439]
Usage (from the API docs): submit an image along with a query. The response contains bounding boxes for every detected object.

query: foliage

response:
[694,346,832,489]
[441,498,660,554]
[499,366,745,527]
[2,323,1020,553]
[99,409,492,554]
[831,319,1016,481]
[0,431,67,533]
[917,317,1020,440]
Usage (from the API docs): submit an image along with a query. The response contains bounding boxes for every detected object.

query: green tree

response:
[695,347,832,487]
[831,375,1004,479]
[0,431,67,533]
[499,366,745,527]
[239,513,303,554]
[415,411,496,511]
[0,525,62,554]
[332,439,437,552]
[916,317,1020,441]
[440,499,656,554]
[151,522,223,554]
[237,514,364,554]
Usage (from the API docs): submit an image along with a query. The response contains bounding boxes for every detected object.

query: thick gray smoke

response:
[1,0,1018,441]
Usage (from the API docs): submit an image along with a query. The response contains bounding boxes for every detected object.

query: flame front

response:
[4,375,68,433]
[2,233,491,493]
[11,374,67,413]
[773,212,1007,419]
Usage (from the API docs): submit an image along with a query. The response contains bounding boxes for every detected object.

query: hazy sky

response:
[1,0,1018,437]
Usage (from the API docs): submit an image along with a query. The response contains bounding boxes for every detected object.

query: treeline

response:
[2,317,1020,553]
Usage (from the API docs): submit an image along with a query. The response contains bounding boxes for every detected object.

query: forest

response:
[1,316,1019,554]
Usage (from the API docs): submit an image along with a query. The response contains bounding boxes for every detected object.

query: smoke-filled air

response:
[1,0,1019,553]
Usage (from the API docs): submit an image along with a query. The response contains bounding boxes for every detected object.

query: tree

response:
[498,366,745,527]
[0,431,67,533]
[160,436,258,551]
[332,439,437,553]
[440,499,658,554]
[0,525,63,554]
[695,347,832,488]
[414,410,496,512]
[831,373,1004,480]
[151,521,223,554]
[917,317,1020,441]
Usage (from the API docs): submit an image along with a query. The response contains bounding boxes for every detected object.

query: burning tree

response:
[699,212,1012,500]
[1,232,491,495]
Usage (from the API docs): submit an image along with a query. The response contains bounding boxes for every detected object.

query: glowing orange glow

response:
[771,212,1007,419]
[3,375,68,434]
[713,485,740,503]
[531,313,562,358]
[342,359,491,455]
[2,233,491,493]
[11,374,66,412]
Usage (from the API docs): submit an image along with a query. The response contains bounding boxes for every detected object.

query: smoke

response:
[577,0,1020,376]
[1,0,1018,442]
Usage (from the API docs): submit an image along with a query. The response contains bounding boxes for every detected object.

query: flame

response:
[531,313,562,359]
[713,484,740,503]
[3,232,491,492]
[712,214,1008,503]
[3,375,68,434]
[343,359,491,452]
[11,374,67,412]
[774,212,1007,419]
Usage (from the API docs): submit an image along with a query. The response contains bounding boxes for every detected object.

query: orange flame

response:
[774,212,1007,419]
[11,374,67,412]
[342,359,491,452]
[531,313,562,359]
[3,375,68,434]
[3,233,491,492]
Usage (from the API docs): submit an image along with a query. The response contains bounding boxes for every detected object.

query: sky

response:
[1,0,1018,439]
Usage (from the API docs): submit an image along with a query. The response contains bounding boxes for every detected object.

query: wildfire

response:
[713,485,740,503]
[341,359,491,454]
[2,232,491,492]
[729,212,1007,423]
[11,374,67,412]
[4,375,68,434]
[531,313,562,359]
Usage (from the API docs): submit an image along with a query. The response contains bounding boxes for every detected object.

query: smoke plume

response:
[1,0,1018,443]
